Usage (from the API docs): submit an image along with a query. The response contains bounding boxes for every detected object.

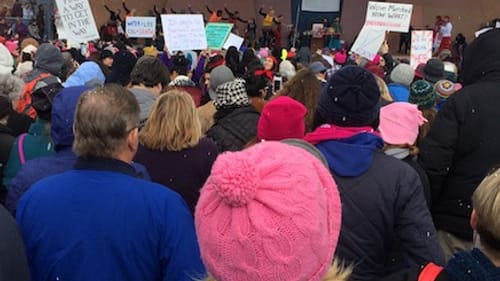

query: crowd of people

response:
[1,1,500,280]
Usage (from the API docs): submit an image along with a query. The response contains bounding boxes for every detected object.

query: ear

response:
[127,127,139,152]
[470,209,478,231]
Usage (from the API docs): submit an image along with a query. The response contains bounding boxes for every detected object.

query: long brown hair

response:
[418,108,437,144]
[277,68,321,132]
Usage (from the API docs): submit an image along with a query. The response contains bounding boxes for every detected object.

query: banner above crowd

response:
[301,0,341,12]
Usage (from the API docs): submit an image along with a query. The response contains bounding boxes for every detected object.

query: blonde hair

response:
[472,168,500,254]
[140,90,202,151]
[203,259,352,281]
[374,75,393,103]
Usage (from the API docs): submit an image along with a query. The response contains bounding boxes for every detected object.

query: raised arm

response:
[258,7,266,17]
[153,5,160,17]
[122,1,130,14]
[224,7,234,18]
[104,4,114,15]
[170,8,177,14]
[206,5,213,14]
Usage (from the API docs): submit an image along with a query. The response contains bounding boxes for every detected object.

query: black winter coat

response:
[333,152,444,281]
[206,106,260,152]
[419,29,500,241]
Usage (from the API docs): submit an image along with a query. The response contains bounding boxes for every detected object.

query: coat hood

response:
[33,43,64,77]
[316,133,384,177]
[461,29,500,86]
[64,61,105,88]
[51,86,89,150]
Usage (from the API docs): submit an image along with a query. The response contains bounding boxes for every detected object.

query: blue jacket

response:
[388,83,410,102]
[6,148,150,215]
[63,61,106,88]
[16,157,205,281]
[315,133,444,280]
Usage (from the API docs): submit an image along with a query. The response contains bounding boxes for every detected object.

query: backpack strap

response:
[418,263,444,281]
[17,133,27,165]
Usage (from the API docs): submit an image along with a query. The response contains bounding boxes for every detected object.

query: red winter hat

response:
[258,96,307,141]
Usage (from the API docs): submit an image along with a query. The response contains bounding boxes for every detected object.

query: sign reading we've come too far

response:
[365,1,413,33]
[55,0,99,43]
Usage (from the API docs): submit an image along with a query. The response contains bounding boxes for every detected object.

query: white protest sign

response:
[126,17,156,38]
[161,14,207,51]
[350,25,386,61]
[365,1,413,33]
[54,0,99,43]
[410,30,433,69]
[223,33,244,50]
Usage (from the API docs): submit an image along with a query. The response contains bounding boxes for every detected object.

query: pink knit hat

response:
[379,102,427,145]
[258,96,307,141]
[195,142,342,281]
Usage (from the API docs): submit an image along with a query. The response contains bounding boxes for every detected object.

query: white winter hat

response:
[279,60,296,80]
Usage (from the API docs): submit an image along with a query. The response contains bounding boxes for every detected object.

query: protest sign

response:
[350,25,386,61]
[365,1,413,33]
[223,33,244,50]
[205,23,233,49]
[410,30,433,69]
[126,17,156,38]
[161,14,207,51]
[54,0,99,43]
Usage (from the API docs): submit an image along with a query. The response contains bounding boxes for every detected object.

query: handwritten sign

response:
[223,33,244,50]
[410,30,433,69]
[205,23,233,49]
[126,17,156,38]
[365,1,413,33]
[161,14,207,51]
[55,0,99,43]
[350,25,386,61]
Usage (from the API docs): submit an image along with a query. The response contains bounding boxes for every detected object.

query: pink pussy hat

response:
[379,102,427,145]
[195,141,342,281]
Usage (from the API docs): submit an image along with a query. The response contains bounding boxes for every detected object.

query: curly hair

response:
[0,74,24,102]
[277,68,321,132]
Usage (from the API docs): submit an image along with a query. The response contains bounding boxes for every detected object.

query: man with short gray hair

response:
[16,84,205,281]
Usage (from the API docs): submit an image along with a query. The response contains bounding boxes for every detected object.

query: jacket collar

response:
[74,157,137,177]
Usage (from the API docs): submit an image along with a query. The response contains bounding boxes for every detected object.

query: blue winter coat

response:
[16,157,205,281]
[315,133,444,280]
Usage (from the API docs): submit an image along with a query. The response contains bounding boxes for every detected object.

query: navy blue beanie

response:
[316,66,381,127]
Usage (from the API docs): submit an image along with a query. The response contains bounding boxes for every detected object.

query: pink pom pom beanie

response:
[379,102,427,145]
[195,141,342,281]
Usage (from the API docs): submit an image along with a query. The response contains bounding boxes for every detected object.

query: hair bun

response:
[211,153,258,208]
